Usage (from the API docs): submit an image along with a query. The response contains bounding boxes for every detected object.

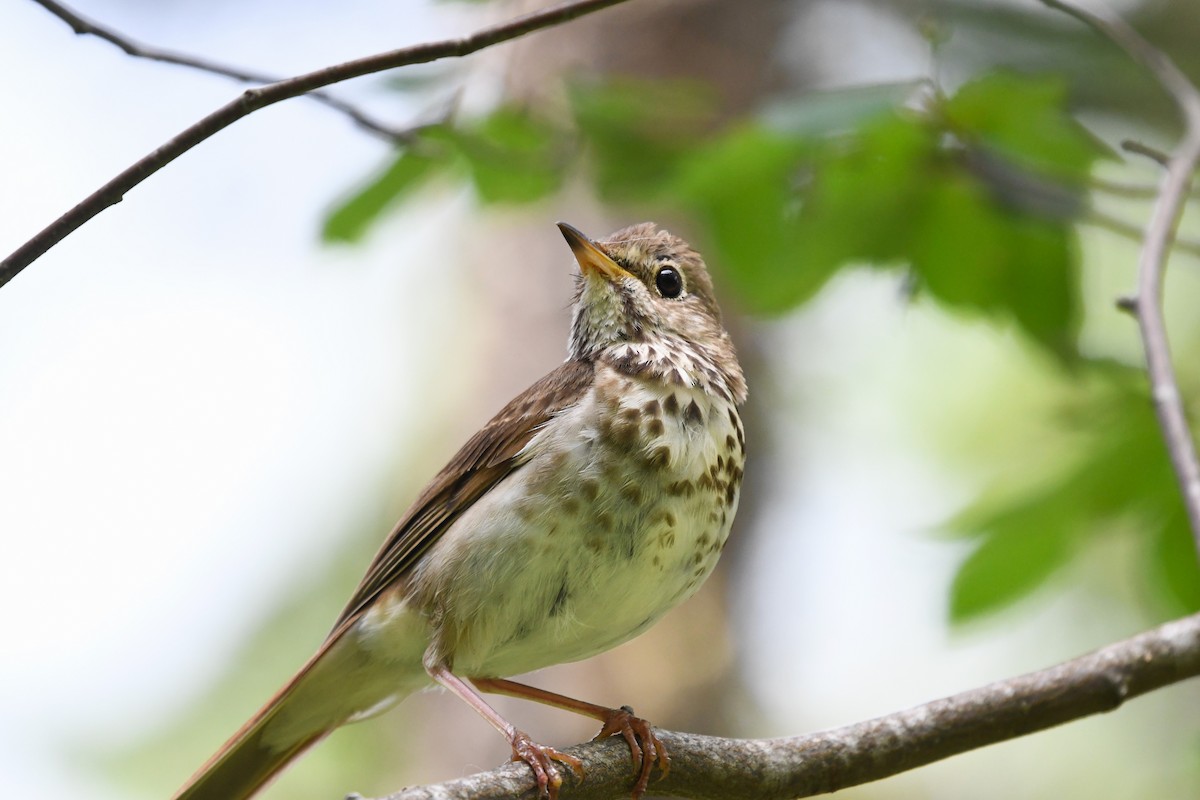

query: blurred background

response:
[2,0,1200,798]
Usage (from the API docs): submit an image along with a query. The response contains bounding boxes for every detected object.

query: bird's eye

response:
[654,266,684,299]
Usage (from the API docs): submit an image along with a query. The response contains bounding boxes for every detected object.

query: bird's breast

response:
[416,363,745,678]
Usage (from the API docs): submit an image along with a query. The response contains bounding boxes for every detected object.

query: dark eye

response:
[654,266,683,298]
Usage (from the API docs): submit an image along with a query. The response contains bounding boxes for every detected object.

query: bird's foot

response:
[510,729,584,800]
[592,705,668,799]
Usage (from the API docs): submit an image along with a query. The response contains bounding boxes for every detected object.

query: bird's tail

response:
[172,626,411,800]
[172,708,328,800]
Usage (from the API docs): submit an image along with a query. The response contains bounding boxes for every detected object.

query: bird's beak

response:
[558,222,633,282]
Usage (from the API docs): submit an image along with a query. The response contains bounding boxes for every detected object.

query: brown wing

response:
[329,358,595,633]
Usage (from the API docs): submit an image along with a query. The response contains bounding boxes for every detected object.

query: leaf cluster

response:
[323,71,1198,623]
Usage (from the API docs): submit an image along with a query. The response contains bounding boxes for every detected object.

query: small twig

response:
[1086,209,1200,258]
[1038,0,1200,554]
[1122,138,1171,166]
[0,0,633,289]
[1091,173,1200,200]
[368,613,1200,799]
[30,0,413,142]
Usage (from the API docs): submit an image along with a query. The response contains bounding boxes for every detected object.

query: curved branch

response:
[29,0,409,141]
[0,0,633,289]
[366,613,1200,800]
[1038,0,1200,554]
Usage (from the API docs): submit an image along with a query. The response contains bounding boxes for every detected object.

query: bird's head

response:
[559,221,746,403]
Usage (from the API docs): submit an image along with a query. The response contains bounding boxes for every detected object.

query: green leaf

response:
[909,168,1080,356]
[673,126,821,312]
[323,144,445,243]
[570,79,716,201]
[1147,501,1200,615]
[447,107,564,204]
[943,71,1110,181]
[764,81,922,138]
[792,112,934,270]
[947,381,1181,622]
[950,504,1080,621]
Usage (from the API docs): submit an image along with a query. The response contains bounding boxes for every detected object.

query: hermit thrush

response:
[173,222,747,800]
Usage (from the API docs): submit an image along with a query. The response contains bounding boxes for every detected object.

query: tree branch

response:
[0,0,633,290]
[29,0,412,142]
[360,612,1200,799]
[1038,0,1200,555]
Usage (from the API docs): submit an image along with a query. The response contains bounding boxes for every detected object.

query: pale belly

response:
[405,372,746,679]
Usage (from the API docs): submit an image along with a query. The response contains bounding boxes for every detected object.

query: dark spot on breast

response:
[562,496,581,516]
[646,418,665,437]
[664,394,680,415]
[667,479,695,497]
[725,483,737,505]
[580,479,600,502]
[595,512,613,532]
[550,581,570,617]
[646,446,671,469]
[621,484,643,504]
[643,399,661,417]
[725,434,736,452]
[516,499,537,523]
[586,536,603,554]
[620,407,639,422]
[684,400,704,426]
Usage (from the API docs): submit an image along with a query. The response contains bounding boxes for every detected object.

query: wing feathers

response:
[330,359,594,632]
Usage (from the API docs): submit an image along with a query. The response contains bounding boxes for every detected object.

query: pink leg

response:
[426,664,583,800]
[471,677,669,799]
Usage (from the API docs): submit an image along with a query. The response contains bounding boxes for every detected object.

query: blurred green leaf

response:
[943,71,1111,180]
[910,168,1080,356]
[1146,493,1200,615]
[323,142,448,243]
[673,127,822,312]
[950,504,1079,621]
[447,107,565,204]
[792,112,934,270]
[947,380,1190,622]
[764,81,923,138]
[570,79,716,201]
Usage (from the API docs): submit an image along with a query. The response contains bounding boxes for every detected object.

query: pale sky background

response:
[2,2,1196,799]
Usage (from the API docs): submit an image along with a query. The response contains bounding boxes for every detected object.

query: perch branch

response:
[367,613,1200,799]
[0,0,632,289]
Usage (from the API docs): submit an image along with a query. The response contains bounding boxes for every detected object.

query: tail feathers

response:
[172,629,354,800]
[173,714,328,800]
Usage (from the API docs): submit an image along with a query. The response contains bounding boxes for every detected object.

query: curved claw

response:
[510,730,585,800]
[591,705,669,799]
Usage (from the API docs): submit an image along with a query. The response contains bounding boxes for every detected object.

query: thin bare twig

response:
[1091,174,1200,200]
[367,613,1200,799]
[30,0,411,142]
[0,0,633,289]
[1122,138,1171,166]
[1086,209,1200,258]
[1039,0,1200,553]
